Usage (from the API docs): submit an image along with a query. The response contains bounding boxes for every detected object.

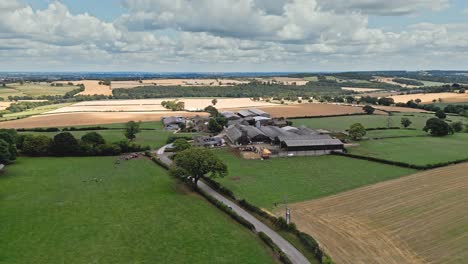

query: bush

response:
[167,135,193,144]
[97,144,122,156]
[21,135,52,156]
[51,132,80,156]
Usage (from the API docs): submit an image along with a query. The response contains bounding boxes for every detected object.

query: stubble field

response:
[288,163,468,264]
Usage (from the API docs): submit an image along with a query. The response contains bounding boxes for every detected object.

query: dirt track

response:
[286,163,468,264]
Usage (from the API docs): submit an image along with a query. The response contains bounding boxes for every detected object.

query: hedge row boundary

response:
[201,176,333,264]
[332,151,468,170]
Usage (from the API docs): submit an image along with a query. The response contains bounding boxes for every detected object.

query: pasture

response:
[0,82,77,98]
[348,133,468,166]
[292,112,467,131]
[213,149,415,210]
[256,103,367,118]
[289,162,468,264]
[0,103,72,122]
[0,157,276,264]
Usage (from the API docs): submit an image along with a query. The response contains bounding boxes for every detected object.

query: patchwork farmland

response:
[288,163,468,264]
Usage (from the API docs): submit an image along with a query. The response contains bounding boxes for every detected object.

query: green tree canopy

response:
[22,135,52,156]
[125,121,141,141]
[204,105,219,117]
[363,105,375,115]
[349,123,366,140]
[81,132,106,146]
[208,116,228,133]
[172,138,192,152]
[401,118,412,128]
[171,148,227,187]
[51,132,79,155]
[423,118,453,136]
[435,109,447,119]
[0,139,11,164]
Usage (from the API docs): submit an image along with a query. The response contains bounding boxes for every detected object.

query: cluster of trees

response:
[392,78,424,86]
[111,78,403,99]
[0,129,18,164]
[18,131,149,157]
[359,96,395,106]
[423,118,454,136]
[204,106,228,133]
[443,104,468,115]
[6,101,54,113]
[161,100,185,111]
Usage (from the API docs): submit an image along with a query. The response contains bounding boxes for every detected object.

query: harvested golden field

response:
[391,92,468,104]
[45,98,275,114]
[0,101,12,110]
[55,80,112,96]
[341,87,382,92]
[253,103,369,118]
[288,163,468,264]
[111,79,249,89]
[0,111,208,129]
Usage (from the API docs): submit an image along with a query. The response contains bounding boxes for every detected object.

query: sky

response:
[0,0,467,72]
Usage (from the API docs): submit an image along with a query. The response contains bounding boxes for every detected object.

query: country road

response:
[155,144,311,264]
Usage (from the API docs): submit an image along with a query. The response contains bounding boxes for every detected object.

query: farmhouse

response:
[221,111,241,120]
[162,116,186,130]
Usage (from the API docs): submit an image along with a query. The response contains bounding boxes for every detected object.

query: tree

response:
[401,118,412,128]
[0,139,11,164]
[51,132,79,155]
[125,121,141,141]
[211,98,218,106]
[415,99,422,104]
[171,148,227,187]
[423,118,453,136]
[435,109,447,119]
[459,88,466,94]
[208,116,228,133]
[22,135,52,156]
[377,97,394,106]
[363,105,375,115]
[172,138,191,152]
[349,123,366,140]
[345,96,355,103]
[81,132,106,146]
[204,105,219,117]
[450,121,464,133]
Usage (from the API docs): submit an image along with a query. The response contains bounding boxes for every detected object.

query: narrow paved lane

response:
[156,144,310,264]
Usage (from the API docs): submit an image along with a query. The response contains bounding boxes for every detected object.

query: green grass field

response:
[365,129,427,138]
[0,103,73,121]
[213,150,415,210]
[0,82,77,99]
[348,133,468,166]
[0,157,276,264]
[293,113,468,132]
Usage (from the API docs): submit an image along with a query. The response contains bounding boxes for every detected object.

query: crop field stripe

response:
[288,163,468,264]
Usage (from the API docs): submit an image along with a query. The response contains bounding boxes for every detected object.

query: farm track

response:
[287,163,468,264]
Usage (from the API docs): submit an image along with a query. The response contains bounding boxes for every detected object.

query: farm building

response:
[221,111,241,120]
[162,116,186,130]
[254,116,271,127]
[194,136,224,147]
[237,108,270,118]
[226,124,269,144]
[259,126,298,143]
[190,115,210,132]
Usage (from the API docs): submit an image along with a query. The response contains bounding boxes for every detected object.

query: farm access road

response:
[156,144,310,264]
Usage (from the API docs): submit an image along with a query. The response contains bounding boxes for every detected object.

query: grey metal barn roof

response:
[237,109,257,117]
[163,116,185,126]
[248,108,269,116]
[283,138,343,147]
[241,125,266,138]
[260,126,297,140]
[237,108,269,117]
[226,125,243,142]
